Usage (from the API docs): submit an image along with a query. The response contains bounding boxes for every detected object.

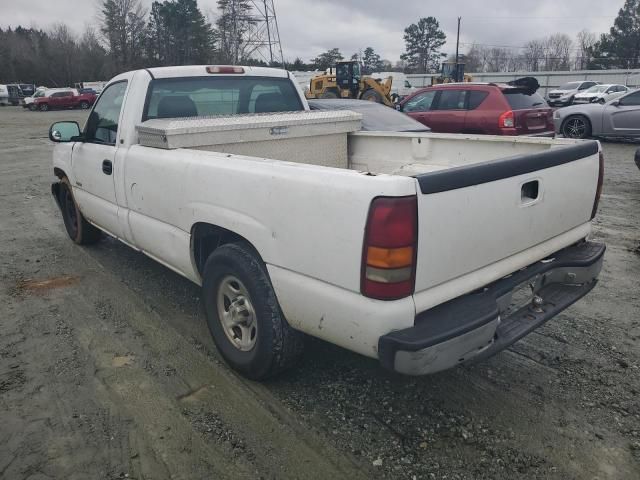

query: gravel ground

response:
[0,106,638,480]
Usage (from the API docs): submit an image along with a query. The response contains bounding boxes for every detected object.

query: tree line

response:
[1,0,640,86]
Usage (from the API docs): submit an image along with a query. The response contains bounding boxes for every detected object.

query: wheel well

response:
[191,223,261,276]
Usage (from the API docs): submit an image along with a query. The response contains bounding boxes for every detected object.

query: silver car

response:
[554,89,640,139]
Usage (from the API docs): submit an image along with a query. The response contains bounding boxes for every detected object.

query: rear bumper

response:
[378,241,605,375]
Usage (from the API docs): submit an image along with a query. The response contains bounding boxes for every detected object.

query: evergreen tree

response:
[215,0,255,64]
[362,47,383,74]
[400,17,446,73]
[589,0,640,69]
[310,48,344,70]
[146,0,215,66]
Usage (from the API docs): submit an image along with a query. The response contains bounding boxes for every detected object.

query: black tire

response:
[360,89,384,103]
[58,177,102,245]
[79,101,89,109]
[202,243,303,380]
[39,103,49,111]
[561,115,592,139]
[29,104,37,111]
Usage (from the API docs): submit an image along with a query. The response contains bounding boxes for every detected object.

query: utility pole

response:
[454,16,461,82]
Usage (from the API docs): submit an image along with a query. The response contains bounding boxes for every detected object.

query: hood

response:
[555,103,603,118]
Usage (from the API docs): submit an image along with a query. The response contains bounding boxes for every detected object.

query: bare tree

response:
[544,33,573,71]
[523,39,545,71]
[576,30,597,70]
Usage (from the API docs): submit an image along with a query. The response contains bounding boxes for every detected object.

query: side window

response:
[434,90,466,110]
[84,81,128,145]
[619,91,640,106]
[404,90,437,112]
[467,90,489,110]
[579,83,591,90]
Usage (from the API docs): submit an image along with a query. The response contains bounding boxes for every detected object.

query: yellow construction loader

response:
[305,61,394,107]
[431,62,473,85]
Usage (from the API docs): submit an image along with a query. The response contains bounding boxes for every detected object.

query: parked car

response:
[34,89,97,111]
[397,82,554,136]
[308,98,430,132]
[48,65,604,379]
[554,88,640,139]
[573,84,630,104]
[24,88,57,110]
[546,81,599,107]
[0,85,8,106]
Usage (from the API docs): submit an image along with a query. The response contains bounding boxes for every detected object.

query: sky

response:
[0,0,624,62]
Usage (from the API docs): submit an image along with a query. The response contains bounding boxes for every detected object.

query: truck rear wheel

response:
[202,242,303,380]
[361,89,384,103]
[58,178,102,245]
[79,101,89,109]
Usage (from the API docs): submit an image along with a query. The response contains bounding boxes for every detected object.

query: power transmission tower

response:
[242,0,285,66]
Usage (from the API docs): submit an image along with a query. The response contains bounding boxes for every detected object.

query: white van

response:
[371,72,418,100]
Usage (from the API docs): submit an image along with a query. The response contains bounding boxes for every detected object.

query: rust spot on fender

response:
[17,275,80,294]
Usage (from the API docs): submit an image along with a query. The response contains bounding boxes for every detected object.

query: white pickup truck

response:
[49,65,605,380]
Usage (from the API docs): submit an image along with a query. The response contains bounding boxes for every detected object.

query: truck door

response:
[71,81,128,238]
[603,90,640,137]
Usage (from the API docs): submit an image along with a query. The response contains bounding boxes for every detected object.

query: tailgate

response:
[515,108,553,134]
[411,141,600,295]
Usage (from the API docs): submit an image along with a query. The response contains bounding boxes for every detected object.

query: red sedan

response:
[397,82,554,136]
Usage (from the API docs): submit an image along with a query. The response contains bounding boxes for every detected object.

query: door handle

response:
[102,159,113,175]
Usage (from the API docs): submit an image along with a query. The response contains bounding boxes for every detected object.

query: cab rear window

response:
[503,91,547,110]
[143,76,303,120]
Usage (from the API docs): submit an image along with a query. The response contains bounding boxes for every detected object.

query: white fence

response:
[406,69,640,94]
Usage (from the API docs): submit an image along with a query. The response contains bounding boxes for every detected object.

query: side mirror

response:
[49,121,81,142]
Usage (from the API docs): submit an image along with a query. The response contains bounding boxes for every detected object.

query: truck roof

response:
[140,65,291,80]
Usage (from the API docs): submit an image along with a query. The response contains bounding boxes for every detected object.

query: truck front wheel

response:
[202,242,303,379]
[39,103,49,111]
[58,178,102,245]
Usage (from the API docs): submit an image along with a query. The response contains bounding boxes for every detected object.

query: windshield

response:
[585,85,608,93]
[144,77,303,119]
[558,82,582,90]
[504,91,547,109]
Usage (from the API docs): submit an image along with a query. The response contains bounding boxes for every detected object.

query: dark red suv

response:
[398,83,554,136]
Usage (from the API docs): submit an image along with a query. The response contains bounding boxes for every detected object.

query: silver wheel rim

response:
[216,275,257,351]
[564,118,586,138]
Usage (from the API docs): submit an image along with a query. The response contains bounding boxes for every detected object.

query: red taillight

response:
[591,150,605,219]
[361,196,418,300]
[499,110,514,128]
[206,65,245,74]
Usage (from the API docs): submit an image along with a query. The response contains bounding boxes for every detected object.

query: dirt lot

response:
[0,106,638,480]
